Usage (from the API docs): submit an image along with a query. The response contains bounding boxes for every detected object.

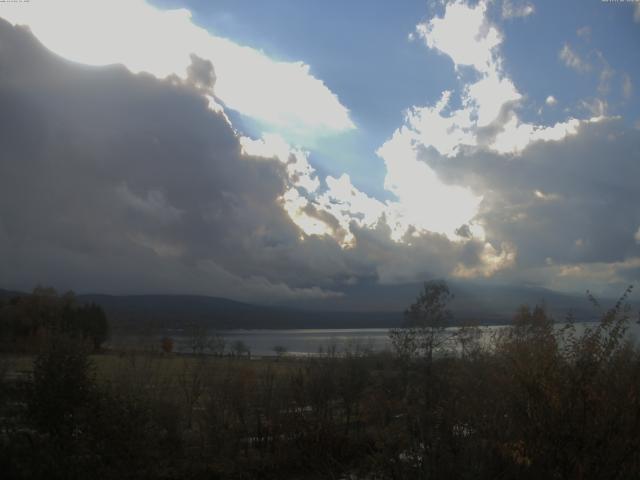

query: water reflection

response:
[110,322,640,357]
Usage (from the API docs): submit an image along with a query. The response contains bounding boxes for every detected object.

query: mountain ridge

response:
[2,284,631,331]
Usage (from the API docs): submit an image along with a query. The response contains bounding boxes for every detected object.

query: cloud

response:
[558,42,619,100]
[0,19,508,302]
[185,54,216,94]
[490,116,581,155]
[375,0,587,239]
[2,0,637,304]
[369,0,595,246]
[577,26,591,41]
[240,134,320,194]
[344,221,512,286]
[559,41,619,100]
[416,0,501,74]
[408,1,582,157]
[580,98,608,118]
[287,0,636,292]
[466,67,522,129]
[433,118,640,283]
[376,124,482,239]
[0,0,354,136]
[453,242,516,278]
[559,43,592,73]
[116,184,184,226]
[501,0,535,19]
[0,20,354,301]
[595,51,615,95]
[370,1,640,293]
[522,257,640,298]
[313,174,387,245]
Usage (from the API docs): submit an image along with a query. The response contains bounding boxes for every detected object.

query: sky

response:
[0,0,639,310]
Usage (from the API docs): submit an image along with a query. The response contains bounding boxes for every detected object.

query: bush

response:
[28,334,93,436]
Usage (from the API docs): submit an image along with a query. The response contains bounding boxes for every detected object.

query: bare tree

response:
[231,340,250,358]
[390,280,456,365]
[273,345,287,359]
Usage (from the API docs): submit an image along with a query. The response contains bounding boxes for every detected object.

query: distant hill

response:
[448,282,600,323]
[1,284,634,332]
[277,281,623,324]
[0,290,402,331]
[80,294,403,331]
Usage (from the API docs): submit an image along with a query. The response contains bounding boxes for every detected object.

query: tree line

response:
[0,287,109,352]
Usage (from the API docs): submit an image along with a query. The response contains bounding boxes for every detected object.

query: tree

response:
[187,324,212,355]
[210,333,226,356]
[28,334,94,436]
[80,303,109,351]
[231,340,250,358]
[0,288,109,352]
[273,345,287,359]
[390,280,455,365]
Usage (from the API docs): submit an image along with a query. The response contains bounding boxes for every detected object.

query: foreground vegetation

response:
[1,283,640,479]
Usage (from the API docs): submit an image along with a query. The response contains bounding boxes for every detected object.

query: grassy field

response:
[2,350,303,386]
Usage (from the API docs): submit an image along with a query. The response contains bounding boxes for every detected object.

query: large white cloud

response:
[416,0,501,74]
[1,0,354,135]
[408,0,585,157]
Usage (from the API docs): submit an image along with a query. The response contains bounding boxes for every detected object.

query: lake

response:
[111,322,640,357]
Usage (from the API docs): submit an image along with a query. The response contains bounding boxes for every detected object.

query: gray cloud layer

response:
[1,19,638,305]
[0,21,341,300]
[425,119,640,293]
[0,20,460,302]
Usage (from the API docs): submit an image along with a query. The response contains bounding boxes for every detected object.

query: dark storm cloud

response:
[185,53,216,94]
[427,119,640,273]
[0,20,354,300]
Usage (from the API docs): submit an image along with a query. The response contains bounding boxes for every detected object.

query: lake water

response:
[112,322,640,357]
[112,328,393,356]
